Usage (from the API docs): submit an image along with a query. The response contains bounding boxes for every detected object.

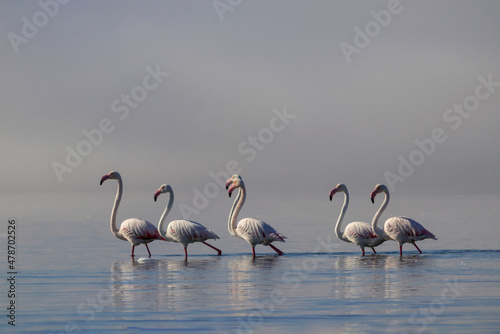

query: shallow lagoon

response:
[2,194,499,333]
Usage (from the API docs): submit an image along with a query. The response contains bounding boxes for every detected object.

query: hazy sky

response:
[1,0,499,211]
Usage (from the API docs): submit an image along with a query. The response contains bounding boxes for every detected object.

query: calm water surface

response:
[1,194,499,333]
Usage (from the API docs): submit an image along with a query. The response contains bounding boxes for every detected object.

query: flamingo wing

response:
[384,217,437,242]
[236,218,286,245]
[344,221,378,240]
[119,218,164,244]
[167,220,219,243]
[404,217,437,240]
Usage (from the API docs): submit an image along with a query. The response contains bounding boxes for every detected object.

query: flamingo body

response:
[100,171,165,257]
[226,175,286,257]
[343,222,380,246]
[370,184,437,255]
[384,217,437,249]
[118,218,164,246]
[154,184,221,259]
[163,220,220,248]
[234,217,285,247]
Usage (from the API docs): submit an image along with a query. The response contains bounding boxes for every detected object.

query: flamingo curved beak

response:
[329,188,338,201]
[370,190,378,203]
[154,189,161,202]
[225,178,233,190]
[228,184,236,198]
[100,174,110,185]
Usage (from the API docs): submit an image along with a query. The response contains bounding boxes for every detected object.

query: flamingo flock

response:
[100,171,436,259]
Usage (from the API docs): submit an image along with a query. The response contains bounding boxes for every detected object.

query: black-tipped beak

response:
[154,189,161,202]
[329,189,337,201]
[371,197,374,204]
[226,184,229,190]
[228,192,232,198]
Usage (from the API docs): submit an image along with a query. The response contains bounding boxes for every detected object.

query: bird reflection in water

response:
[228,255,280,312]
[332,254,434,300]
[107,257,222,318]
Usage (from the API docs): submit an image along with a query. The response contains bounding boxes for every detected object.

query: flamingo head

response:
[370,184,388,203]
[154,184,173,202]
[225,174,239,190]
[226,174,243,198]
[100,171,120,185]
[329,183,346,201]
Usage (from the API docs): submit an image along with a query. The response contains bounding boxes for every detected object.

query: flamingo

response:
[100,171,165,257]
[370,184,437,256]
[329,184,386,256]
[154,184,222,260]
[226,174,286,258]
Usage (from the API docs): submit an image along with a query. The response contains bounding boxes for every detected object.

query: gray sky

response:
[1,0,499,211]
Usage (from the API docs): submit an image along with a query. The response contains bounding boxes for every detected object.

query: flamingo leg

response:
[371,247,376,254]
[361,248,366,256]
[269,244,284,256]
[145,244,152,257]
[184,247,188,260]
[131,245,135,257]
[202,242,222,255]
[252,246,256,258]
[413,243,423,254]
[399,245,403,256]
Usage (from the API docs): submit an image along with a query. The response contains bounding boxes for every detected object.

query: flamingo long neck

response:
[110,176,123,238]
[335,190,349,242]
[228,183,245,237]
[372,189,390,233]
[158,190,174,242]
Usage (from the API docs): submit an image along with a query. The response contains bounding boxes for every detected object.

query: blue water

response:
[1,194,500,333]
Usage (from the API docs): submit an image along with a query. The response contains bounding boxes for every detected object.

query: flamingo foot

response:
[269,244,284,256]
[413,243,423,254]
[202,242,222,256]
[371,247,377,254]
[145,244,152,258]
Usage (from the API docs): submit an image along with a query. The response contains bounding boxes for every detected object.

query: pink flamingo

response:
[370,184,437,256]
[100,171,165,257]
[329,184,386,256]
[226,174,286,258]
[154,184,221,260]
